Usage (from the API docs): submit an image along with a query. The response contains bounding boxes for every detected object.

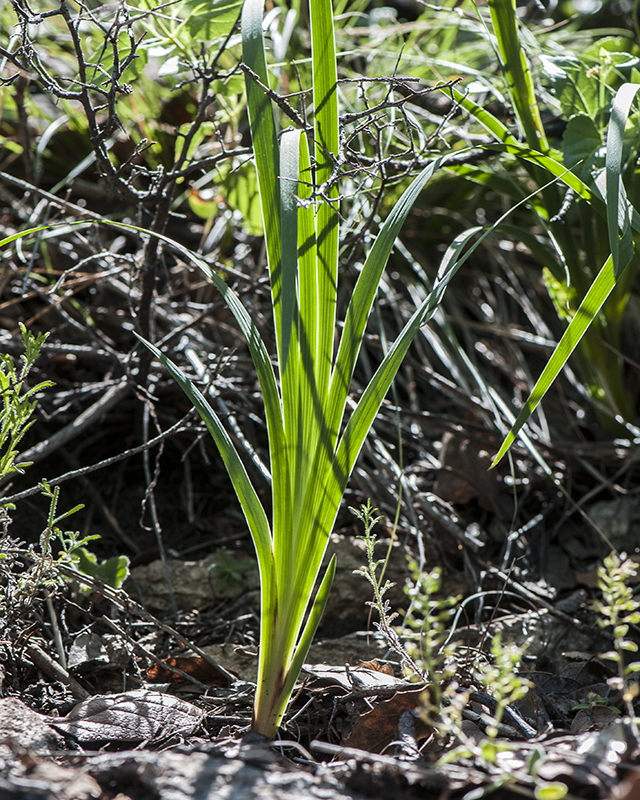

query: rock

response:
[0,696,63,769]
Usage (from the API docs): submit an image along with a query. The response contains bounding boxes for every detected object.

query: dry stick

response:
[24,641,90,701]
[483,563,615,642]
[55,562,239,685]
[421,498,614,640]
[309,740,448,785]
[0,172,110,222]
[1,409,198,506]
[100,616,209,692]
[141,400,178,618]
[60,448,141,555]
[45,594,67,670]
[416,493,480,554]
[13,379,130,469]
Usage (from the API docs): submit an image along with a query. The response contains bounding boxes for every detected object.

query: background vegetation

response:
[1,0,640,779]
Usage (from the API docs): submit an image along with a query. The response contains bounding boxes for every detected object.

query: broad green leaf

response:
[542,55,601,118]
[188,187,219,220]
[534,782,568,800]
[97,554,130,589]
[186,0,243,41]
[76,548,98,578]
[226,160,263,236]
[562,115,602,181]
[174,121,215,166]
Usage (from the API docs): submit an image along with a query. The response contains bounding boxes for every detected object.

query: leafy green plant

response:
[0,478,98,621]
[134,0,475,737]
[34,480,91,578]
[450,0,640,458]
[74,548,130,591]
[474,633,532,737]
[402,564,461,702]
[351,501,428,681]
[209,548,255,593]
[0,324,53,494]
[353,502,537,784]
[592,552,640,732]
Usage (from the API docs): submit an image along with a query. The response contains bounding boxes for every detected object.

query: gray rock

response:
[0,697,62,759]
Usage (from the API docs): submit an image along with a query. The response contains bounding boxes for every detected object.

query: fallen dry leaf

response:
[345,689,430,753]
[356,659,394,676]
[571,705,621,733]
[147,655,233,686]
[50,689,203,743]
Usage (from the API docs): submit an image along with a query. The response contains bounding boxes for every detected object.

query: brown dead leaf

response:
[433,413,507,517]
[345,689,430,753]
[571,705,621,733]
[50,689,203,743]
[356,659,394,676]
[147,655,232,686]
[611,768,640,800]
[25,763,103,800]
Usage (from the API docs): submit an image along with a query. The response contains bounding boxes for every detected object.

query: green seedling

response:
[592,551,640,734]
[75,547,130,590]
[209,548,254,593]
[0,323,53,494]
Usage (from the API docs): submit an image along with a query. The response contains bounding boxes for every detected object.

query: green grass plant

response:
[449,0,640,458]
[135,0,472,737]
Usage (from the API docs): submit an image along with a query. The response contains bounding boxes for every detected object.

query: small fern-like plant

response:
[592,552,640,735]
[0,324,53,493]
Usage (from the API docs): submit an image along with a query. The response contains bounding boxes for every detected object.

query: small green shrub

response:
[0,324,53,492]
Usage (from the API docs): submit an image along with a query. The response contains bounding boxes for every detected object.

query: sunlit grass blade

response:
[492,254,617,464]
[493,82,640,465]
[280,554,336,707]
[279,129,302,373]
[449,88,598,204]
[310,0,339,406]
[488,0,548,151]
[605,83,640,276]
[242,0,283,356]
[327,155,451,441]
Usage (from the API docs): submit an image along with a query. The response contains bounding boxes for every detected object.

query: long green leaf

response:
[450,89,595,204]
[134,335,273,574]
[493,82,640,464]
[284,555,336,694]
[279,129,302,373]
[605,83,640,277]
[242,0,283,355]
[310,0,339,408]
[327,155,451,442]
[492,255,618,464]
[331,229,478,496]
[488,0,548,151]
